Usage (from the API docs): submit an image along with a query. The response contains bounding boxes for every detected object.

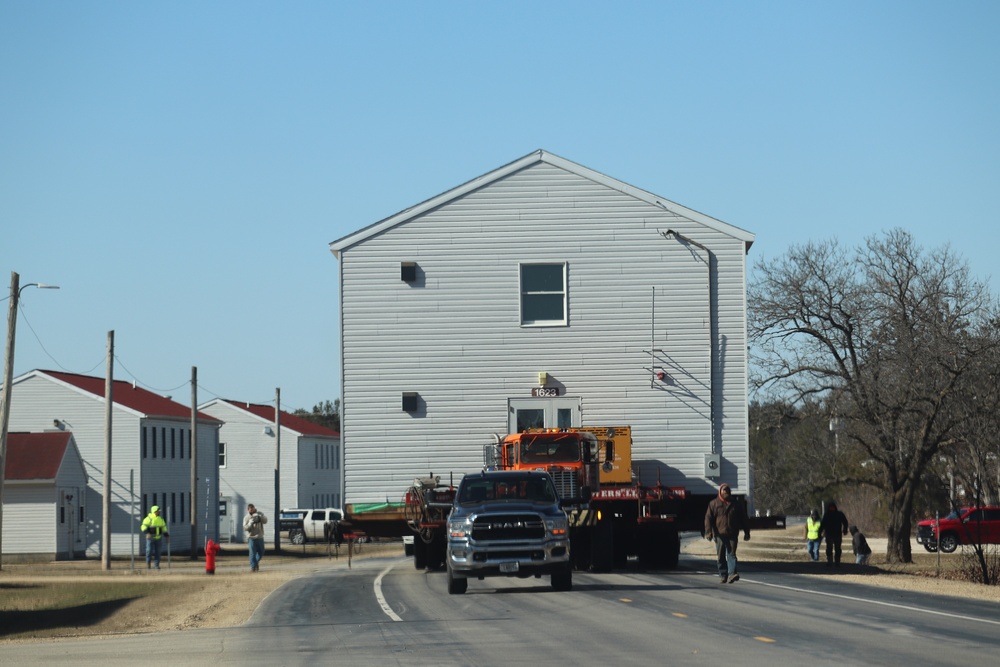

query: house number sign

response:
[531,387,561,397]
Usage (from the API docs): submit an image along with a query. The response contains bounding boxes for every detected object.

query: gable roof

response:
[329,149,755,258]
[215,400,340,437]
[5,432,75,481]
[28,370,221,423]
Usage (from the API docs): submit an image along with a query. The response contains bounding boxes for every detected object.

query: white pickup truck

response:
[280,507,344,544]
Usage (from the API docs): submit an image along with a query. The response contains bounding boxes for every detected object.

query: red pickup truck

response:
[915,507,1000,553]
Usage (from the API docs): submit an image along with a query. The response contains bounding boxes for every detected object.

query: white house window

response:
[520,263,567,326]
[218,442,227,468]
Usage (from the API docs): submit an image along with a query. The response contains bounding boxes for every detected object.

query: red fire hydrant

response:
[205,539,221,575]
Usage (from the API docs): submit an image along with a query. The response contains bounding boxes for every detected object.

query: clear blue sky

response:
[3,2,997,412]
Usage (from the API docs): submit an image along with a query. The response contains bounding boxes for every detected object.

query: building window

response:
[520,263,567,325]
[171,429,176,459]
[142,427,148,458]
[219,442,227,468]
[151,429,157,459]
[161,427,166,459]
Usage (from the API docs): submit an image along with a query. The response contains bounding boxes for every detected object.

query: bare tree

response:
[749,229,1000,563]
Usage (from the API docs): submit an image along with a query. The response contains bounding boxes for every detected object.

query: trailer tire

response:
[551,566,573,592]
[428,531,447,571]
[662,530,680,569]
[591,516,614,573]
[413,536,428,570]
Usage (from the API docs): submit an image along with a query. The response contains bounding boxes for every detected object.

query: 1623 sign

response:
[531,387,561,397]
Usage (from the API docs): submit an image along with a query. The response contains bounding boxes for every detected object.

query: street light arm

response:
[0,283,60,302]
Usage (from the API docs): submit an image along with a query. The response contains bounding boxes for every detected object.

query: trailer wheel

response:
[447,570,468,594]
[551,566,572,592]
[289,529,305,546]
[428,531,447,571]
[663,530,680,569]
[413,536,428,569]
[591,516,614,573]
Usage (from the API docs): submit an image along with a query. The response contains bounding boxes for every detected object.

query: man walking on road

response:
[704,483,750,583]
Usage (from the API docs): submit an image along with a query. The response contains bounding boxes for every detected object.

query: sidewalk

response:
[0,540,406,578]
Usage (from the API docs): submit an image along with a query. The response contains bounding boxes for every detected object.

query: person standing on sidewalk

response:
[804,509,822,561]
[140,505,169,570]
[704,483,750,583]
[243,504,268,572]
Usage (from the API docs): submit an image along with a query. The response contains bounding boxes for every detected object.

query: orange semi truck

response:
[486,426,686,571]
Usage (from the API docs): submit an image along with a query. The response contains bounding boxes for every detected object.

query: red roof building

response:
[3,431,88,561]
[6,369,222,559]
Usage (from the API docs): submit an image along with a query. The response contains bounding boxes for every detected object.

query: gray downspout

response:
[661,229,715,455]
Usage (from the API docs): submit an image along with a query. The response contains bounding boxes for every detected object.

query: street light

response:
[0,271,60,570]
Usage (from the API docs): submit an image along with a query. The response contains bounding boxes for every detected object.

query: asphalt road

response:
[3,552,998,666]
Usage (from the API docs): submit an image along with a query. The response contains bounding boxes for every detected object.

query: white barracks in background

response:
[5,370,221,558]
[330,150,755,507]
[198,399,341,542]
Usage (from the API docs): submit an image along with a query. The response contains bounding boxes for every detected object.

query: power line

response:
[17,303,104,374]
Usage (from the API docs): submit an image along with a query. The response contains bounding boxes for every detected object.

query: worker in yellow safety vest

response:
[141,505,169,570]
[804,509,822,561]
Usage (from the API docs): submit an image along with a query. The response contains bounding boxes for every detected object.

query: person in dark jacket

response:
[820,501,849,566]
[850,525,872,565]
[704,483,750,583]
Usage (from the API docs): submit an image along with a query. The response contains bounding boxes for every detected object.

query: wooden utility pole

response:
[273,387,281,553]
[190,366,198,558]
[0,272,19,572]
[101,331,114,570]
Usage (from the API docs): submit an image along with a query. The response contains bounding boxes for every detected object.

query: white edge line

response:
[748,578,1000,626]
[375,561,404,622]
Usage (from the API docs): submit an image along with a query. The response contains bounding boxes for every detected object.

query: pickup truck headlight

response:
[546,517,568,537]
[449,518,473,539]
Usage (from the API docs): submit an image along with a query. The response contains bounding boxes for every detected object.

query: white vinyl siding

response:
[2,485,57,555]
[334,156,753,505]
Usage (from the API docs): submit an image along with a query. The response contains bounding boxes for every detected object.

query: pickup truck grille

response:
[471,514,545,541]
[548,470,578,501]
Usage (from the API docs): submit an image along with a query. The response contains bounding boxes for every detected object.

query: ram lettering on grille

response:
[472,514,545,541]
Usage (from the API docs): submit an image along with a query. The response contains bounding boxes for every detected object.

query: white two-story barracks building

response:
[330,150,755,511]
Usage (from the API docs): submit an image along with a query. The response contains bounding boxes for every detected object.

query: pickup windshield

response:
[459,477,558,504]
